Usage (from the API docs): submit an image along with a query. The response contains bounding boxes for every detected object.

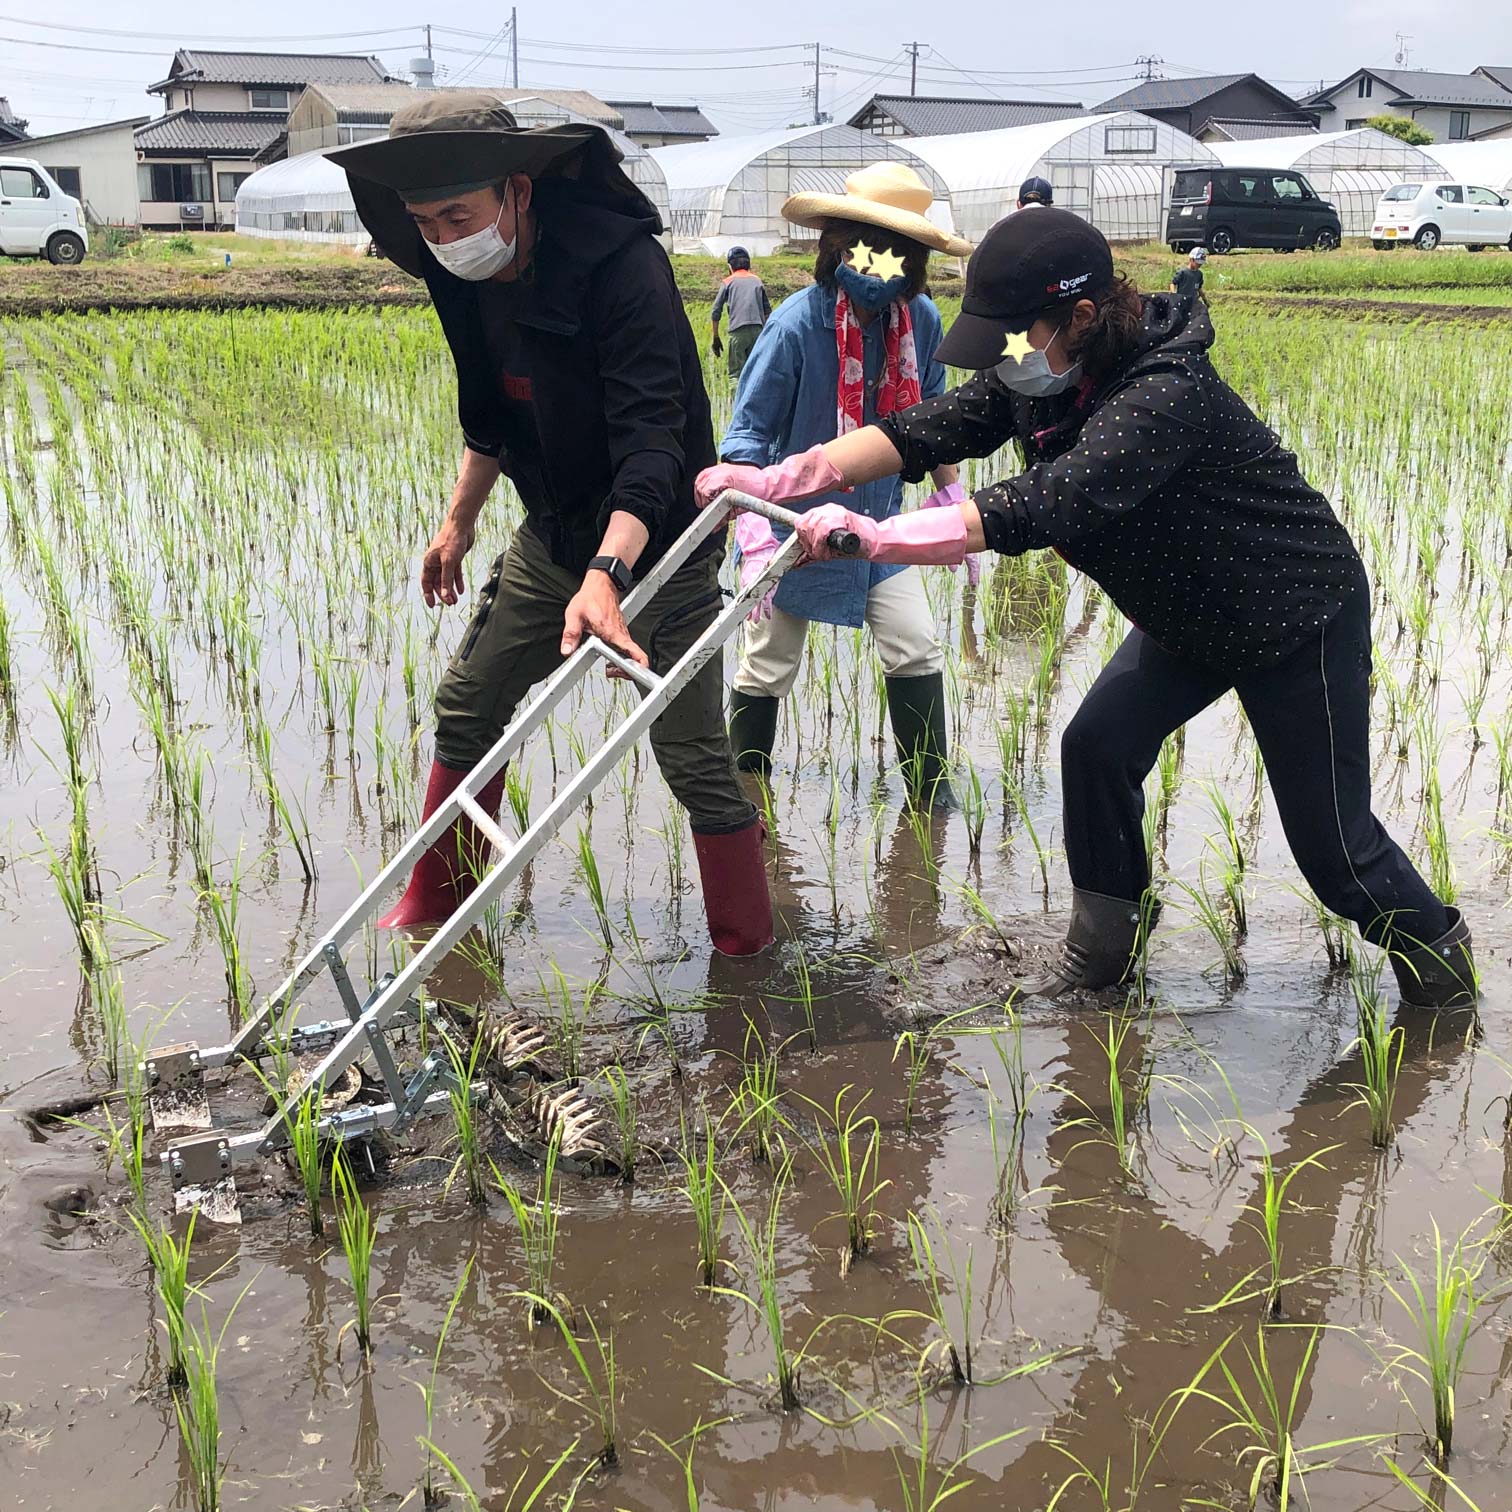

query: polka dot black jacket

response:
[875,294,1367,675]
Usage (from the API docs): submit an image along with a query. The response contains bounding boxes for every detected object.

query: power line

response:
[0,15,414,43]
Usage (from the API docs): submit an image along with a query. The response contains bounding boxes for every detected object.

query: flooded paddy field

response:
[1,302,1510,1511]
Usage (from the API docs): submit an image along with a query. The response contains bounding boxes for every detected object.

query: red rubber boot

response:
[377,760,509,930]
[691,814,775,956]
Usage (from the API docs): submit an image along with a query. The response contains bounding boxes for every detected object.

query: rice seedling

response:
[1384,1455,1487,1511]
[876,1392,1029,1512]
[199,843,253,1022]
[1182,1324,1383,1510]
[126,1207,197,1388]
[904,1207,976,1386]
[173,1280,254,1512]
[417,1254,474,1508]
[798,1085,887,1272]
[789,937,819,1054]
[728,1018,783,1165]
[417,1437,577,1512]
[678,1103,727,1286]
[503,761,532,834]
[1173,861,1246,984]
[332,1140,378,1358]
[440,1023,489,1206]
[518,1293,620,1468]
[1342,940,1405,1149]
[574,824,614,948]
[956,751,988,861]
[952,876,1018,956]
[249,1057,325,1238]
[491,1130,563,1327]
[650,1417,731,1512]
[713,1157,803,1410]
[537,963,600,1085]
[1004,776,1052,905]
[1381,1218,1504,1466]
[1204,783,1249,940]
[1060,1011,1142,1184]
[597,1063,640,1183]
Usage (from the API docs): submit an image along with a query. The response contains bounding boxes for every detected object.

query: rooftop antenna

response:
[1394,32,1412,68]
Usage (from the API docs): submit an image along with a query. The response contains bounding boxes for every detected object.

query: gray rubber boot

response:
[887,671,953,808]
[1390,908,1477,1010]
[1018,888,1150,999]
[729,691,780,780]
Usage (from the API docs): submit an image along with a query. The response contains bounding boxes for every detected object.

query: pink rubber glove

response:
[796,502,968,566]
[920,482,983,584]
[734,511,779,621]
[695,444,848,516]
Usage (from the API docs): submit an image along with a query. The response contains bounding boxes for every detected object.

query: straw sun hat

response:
[782,161,973,257]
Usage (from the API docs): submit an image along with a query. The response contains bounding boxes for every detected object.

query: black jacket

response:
[877,295,1367,676]
[426,178,717,579]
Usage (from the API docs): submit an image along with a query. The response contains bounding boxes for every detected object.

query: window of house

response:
[1357,76,1372,98]
[1449,111,1471,140]
[249,88,290,110]
[137,162,212,201]
[51,167,82,198]
[1346,117,1369,129]
[1105,124,1157,154]
[217,171,251,202]
[0,165,46,198]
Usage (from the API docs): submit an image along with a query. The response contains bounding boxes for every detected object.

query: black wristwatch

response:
[587,555,634,594]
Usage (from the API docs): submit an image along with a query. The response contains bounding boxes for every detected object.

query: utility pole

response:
[1135,54,1164,82]
[511,7,520,89]
[425,22,432,61]
[813,41,821,124]
[904,41,923,97]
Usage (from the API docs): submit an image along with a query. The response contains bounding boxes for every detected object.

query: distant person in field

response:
[1171,245,1206,307]
[710,246,770,377]
[332,92,772,956]
[700,208,1477,1010]
[697,162,975,803]
[1018,175,1053,209]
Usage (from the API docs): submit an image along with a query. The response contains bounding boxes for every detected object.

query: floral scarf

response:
[833,291,921,436]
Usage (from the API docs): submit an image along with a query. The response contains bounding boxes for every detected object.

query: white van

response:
[1371,180,1512,251]
[0,157,89,264]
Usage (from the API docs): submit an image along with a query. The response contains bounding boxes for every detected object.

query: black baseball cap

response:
[1018,175,1053,204]
[936,207,1115,370]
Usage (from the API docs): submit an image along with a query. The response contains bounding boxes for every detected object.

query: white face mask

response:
[427,191,517,281]
[995,323,1082,398]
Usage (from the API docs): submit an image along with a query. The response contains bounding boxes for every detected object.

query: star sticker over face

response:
[846,237,877,272]
[1000,329,1036,364]
[866,244,907,282]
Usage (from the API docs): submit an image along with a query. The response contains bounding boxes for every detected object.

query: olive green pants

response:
[432,524,755,833]
[728,323,761,377]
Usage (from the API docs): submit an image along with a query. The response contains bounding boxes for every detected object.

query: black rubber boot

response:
[1390,908,1477,1010]
[729,691,779,779]
[1018,888,1151,999]
[887,671,953,807]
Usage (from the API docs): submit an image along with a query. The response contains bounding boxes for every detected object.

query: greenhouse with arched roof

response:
[903,113,1219,244]
[651,124,955,255]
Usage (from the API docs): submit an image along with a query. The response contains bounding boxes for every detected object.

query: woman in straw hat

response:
[698,162,975,803]
[330,91,773,957]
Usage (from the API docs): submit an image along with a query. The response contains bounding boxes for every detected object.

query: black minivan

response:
[1166,168,1343,254]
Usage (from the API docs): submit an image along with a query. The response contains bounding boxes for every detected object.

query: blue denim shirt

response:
[719,283,947,627]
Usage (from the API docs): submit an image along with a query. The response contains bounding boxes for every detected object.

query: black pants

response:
[1060,598,1449,948]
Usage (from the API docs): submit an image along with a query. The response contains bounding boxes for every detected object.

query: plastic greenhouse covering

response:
[1422,140,1512,196]
[1207,129,1451,237]
[904,113,1219,244]
[651,124,955,255]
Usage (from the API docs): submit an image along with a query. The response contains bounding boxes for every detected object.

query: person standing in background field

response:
[1018,175,1054,209]
[710,246,771,377]
[1171,245,1207,308]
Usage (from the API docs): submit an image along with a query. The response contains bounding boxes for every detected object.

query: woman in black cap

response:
[696,207,1475,1008]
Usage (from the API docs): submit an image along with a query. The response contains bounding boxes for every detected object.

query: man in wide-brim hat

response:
[331,91,773,955]
[695,161,974,802]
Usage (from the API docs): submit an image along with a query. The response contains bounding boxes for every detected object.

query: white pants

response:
[734,567,944,699]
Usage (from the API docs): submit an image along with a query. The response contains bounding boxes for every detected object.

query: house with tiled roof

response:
[1094,74,1318,139]
[1303,67,1512,144]
[0,98,28,146]
[135,50,393,229]
[604,101,717,147]
[847,94,1084,138]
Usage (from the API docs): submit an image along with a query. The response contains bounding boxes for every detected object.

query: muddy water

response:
[1,307,1509,1511]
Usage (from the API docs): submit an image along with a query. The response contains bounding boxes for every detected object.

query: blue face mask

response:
[834,259,908,312]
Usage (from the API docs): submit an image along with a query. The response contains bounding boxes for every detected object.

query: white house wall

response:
[18,123,140,225]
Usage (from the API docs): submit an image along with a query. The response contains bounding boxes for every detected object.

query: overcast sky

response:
[8,1,1512,137]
